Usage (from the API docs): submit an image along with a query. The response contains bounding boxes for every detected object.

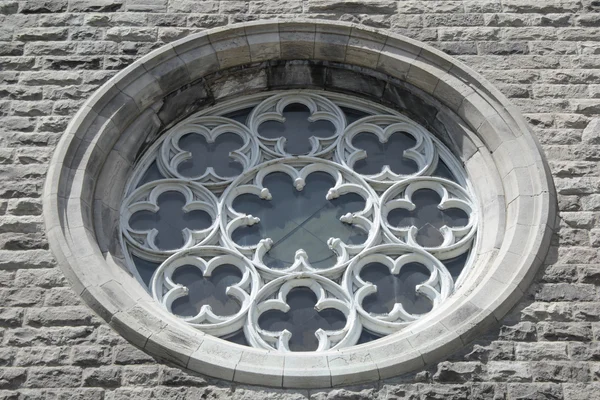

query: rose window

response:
[120,91,478,352]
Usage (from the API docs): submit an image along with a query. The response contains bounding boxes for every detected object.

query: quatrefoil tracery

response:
[247,273,359,352]
[381,178,477,260]
[344,244,454,335]
[120,91,478,352]
[248,93,346,158]
[338,115,438,190]
[158,116,259,190]
[151,247,259,336]
[121,180,219,256]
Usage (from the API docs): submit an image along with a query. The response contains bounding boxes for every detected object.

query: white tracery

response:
[119,91,478,352]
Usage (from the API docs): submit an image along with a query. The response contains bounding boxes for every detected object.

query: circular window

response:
[44,21,556,388]
[120,91,478,352]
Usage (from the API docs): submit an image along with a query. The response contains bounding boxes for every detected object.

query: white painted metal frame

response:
[119,91,477,352]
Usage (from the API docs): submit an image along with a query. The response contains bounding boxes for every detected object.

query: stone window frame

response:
[43,20,556,388]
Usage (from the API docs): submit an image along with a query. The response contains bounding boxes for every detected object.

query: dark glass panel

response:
[129,191,212,250]
[177,132,244,178]
[356,329,383,345]
[360,262,433,315]
[258,287,346,352]
[170,264,242,317]
[432,159,457,182]
[131,255,160,289]
[352,132,418,176]
[340,107,371,124]
[443,252,470,283]
[387,189,469,248]
[222,107,254,125]
[232,172,366,269]
[258,103,335,155]
[137,161,164,187]
[224,329,249,346]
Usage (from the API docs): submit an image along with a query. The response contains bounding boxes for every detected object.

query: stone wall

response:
[0,0,599,398]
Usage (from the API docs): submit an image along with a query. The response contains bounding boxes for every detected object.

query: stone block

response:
[25,367,82,388]
[0,368,26,389]
[68,0,124,12]
[280,22,316,60]
[82,366,121,387]
[71,346,112,366]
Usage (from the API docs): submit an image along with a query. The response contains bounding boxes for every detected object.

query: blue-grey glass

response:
[222,107,254,125]
[432,159,457,182]
[231,172,366,269]
[258,103,335,155]
[357,329,383,345]
[258,287,346,352]
[177,132,244,178]
[340,107,370,124]
[224,330,249,346]
[360,262,433,315]
[170,264,242,317]
[129,191,212,250]
[137,161,164,187]
[352,131,419,176]
[131,255,160,289]
[443,252,469,282]
[387,189,469,247]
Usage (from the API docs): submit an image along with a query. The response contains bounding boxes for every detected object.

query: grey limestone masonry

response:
[0,0,599,399]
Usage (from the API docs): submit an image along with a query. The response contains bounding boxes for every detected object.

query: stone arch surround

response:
[43,20,556,388]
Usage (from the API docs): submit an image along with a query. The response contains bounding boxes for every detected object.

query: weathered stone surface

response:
[433,361,484,383]
[0,368,27,389]
[121,366,159,386]
[15,347,70,367]
[82,367,121,387]
[159,366,207,387]
[25,367,82,388]
[515,342,568,361]
[537,322,594,341]
[535,283,597,302]
[507,383,563,400]
[113,345,155,365]
[71,346,112,366]
[498,322,537,341]
[463,341,515,362]
[487,361,531,382]
[20,1,68,14]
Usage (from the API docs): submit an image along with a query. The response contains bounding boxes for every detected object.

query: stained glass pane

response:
[258,103,335,155]
[258,287,346,351]
[129,191,212,250]
[177,132,244,178]
[340,107,370,124]
[222,107,254,125]
[360,262,433,315]
[137,161,164,188]
[352,131,418,175]
[232,172,366,269]
[443,252,470,282]
[170,264,242,317]
[131,255,160,289]
[432,159,457,182]
[387,189,469,248]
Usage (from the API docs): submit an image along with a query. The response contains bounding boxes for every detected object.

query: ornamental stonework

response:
[120,92,478,352]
